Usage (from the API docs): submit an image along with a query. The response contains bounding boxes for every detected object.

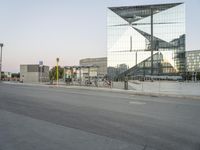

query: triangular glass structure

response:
[132,27,175,50]
[108,3,182,24]
[132,3,185,42]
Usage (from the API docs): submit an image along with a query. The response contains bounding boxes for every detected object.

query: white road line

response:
[129,101,146,105]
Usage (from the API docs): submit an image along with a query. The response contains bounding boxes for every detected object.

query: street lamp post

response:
[0,43,4,81]
[150,8,154,76]
[56,58,59,86]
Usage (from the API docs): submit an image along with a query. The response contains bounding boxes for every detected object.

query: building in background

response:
[20,64,49,83]
[107,3,185,80]
[186,50,200,72]
[186,50,200,81]
[64,65,98,84]
[79,57,107,78]
[4,72,12,78]
[1,72,12,81]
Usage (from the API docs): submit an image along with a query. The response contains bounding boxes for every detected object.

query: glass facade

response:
[186,50,200,72]
[107,3,185,79]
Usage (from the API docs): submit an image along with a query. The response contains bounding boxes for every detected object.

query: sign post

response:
[0,43,4,81]
[39,61,43,83]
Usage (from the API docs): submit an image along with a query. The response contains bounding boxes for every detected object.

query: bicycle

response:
[85,80,92,86]
[103,80,111,88]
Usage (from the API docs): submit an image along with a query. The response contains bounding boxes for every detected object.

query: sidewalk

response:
[2,81,200,100]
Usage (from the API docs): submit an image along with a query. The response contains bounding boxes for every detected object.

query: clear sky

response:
[0,0,199,72]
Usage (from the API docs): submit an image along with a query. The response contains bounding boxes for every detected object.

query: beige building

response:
[20,64,49,83]
[79,57,107,78]
[64,65,98,81]
[186,50,200,72]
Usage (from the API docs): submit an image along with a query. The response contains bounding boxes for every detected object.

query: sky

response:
[0,0,199,72]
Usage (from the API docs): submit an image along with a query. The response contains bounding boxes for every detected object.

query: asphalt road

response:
[0,83,200,150]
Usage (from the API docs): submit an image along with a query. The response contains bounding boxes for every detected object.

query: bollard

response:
[124,76,128,90]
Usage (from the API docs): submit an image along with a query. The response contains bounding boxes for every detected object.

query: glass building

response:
[185,50,200,81]
[186,50,200,73]
[107,3,185,79]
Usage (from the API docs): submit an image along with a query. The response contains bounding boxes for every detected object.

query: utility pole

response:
[130,36,132,51]
[150,8,154,76]
[0,43,4,81]
[135,51,138,67]
[56,58,59,86]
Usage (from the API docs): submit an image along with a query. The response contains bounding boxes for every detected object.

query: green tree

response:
[49,66,64,80]
[197,72,200,80]
[11,73,20,78]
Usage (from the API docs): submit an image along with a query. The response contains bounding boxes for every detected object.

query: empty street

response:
[0,83,200,150]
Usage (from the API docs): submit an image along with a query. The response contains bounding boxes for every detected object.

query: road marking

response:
[129,101,146,105]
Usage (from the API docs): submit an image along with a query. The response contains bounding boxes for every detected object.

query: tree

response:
[11,73,20,78]
[197,72,200,80]
[1,72,5,79]
[49,66,64,80]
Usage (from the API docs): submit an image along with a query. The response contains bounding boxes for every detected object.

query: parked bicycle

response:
[103,79,112,88]
[85,80,92,86]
